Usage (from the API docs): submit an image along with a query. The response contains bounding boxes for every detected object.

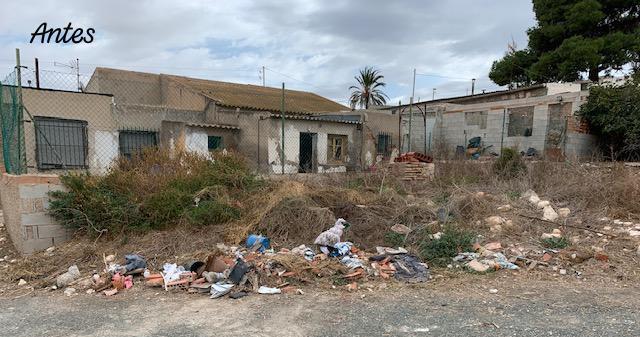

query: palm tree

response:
[349,67,389,109]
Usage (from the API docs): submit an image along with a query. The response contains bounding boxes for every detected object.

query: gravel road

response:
[1,277,638,337]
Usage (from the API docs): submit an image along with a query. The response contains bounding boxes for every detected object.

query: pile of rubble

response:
[46,219,429,298]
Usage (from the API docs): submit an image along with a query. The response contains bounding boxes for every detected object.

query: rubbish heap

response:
[81,218,430,298]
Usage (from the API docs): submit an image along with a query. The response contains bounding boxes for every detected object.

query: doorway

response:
[298,132,316,173]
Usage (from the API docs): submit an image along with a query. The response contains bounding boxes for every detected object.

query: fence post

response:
[15,48,26,174]
[281,82,285,174]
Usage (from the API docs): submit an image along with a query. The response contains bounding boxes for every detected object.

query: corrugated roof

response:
[166,75,348,115]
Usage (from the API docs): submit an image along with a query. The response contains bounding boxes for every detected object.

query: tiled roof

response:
[167,75,348,115]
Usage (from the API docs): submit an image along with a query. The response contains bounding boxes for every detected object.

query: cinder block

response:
[23,237,55,254]
[20,199,35,214]
[33,198,45,212]
[36,224,69,239]
[21,212,55,226]
[18,184,49,198]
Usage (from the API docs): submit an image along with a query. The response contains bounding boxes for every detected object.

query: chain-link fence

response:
[0,64,402,176]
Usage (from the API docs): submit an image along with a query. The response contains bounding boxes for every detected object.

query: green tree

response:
[490,0,640,86]
[579,76,640,160]
[349,67,389,109]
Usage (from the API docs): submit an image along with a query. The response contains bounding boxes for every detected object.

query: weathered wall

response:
[265,118,359,174]
[0,173,70,254]
[19,88,117,175]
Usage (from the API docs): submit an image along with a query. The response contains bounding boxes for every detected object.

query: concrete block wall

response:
[0,174,70,254]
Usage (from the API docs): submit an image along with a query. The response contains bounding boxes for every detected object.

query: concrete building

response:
[85,68,364,173]
[0,86,116,174]
[383,83,597,159]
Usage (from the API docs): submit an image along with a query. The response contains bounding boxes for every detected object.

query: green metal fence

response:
[0,71,27,174]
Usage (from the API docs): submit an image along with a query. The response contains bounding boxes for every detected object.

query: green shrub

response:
[493,148,527,178]
[420,226,475,266]
[541,237,569,249]
[384,231,405,247]
[47,150,257,237]
[186,200,240,226]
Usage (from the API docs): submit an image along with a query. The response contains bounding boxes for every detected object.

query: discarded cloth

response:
[246,234,270,253]
[340,256,364,269]
[291,245,315,261]
[314,218,350,247]
[124,254,147,272]
[391,254,429,283]
[210,282,234,299]
[162,263,186,283]
[333,242,353,257]
[257,286,281,294]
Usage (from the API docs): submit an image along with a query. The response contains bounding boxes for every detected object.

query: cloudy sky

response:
[0,0,535,106]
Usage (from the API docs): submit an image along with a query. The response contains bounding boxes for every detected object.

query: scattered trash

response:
[229,258,249,284]
[103,288,118,296]
[257,286,281,294]
[124,254,147,273]
[56,265,81,288]
[391,254,429,283]
[467,260,489,272]
[489,288,498,294]
[246,234,271,253]
[340,256,364,269]
[86,289,95,294]
[314,218,350,254]
[559,269,567,275]
[210,282,234,299]
[18,279,27,286]
[63,287,77,297]
[375,246,408,255]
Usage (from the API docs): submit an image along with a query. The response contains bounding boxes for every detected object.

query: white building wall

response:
[185,126,210,157]
[92,130,119,174]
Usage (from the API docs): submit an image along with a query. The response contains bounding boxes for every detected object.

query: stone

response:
[628,230,640,237]
[390,224,412,235]
[56,265,81,288]
[466,259,489,272]
[542,253,552,262]
[537,200,551,209]
[523,189,540,204]
[86,289,95,294]
[105,255,116,263]
[490,224,502,232]
[603,226,612,231]
[18,279,27,286]
[489,288,498,294]
[485,216,506,227]
[557,208,571,218]
[484,242,502,251]
[623,221,633,226]
[542,206,559,222]
[559,269,567,275]
[64,287,76,297]
[497,204,512,212]
[599,217,611,222]
[613,219,623,225]
[45,246,56,253]
[476,191,486,197]
[430,232,442,240]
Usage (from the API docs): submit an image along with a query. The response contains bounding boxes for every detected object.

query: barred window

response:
[377,133,392,157]
[33,116,88,170]
[327,134,347,163]
[508,106,534,137]
[118,130,157,158]
[208,135,223,151]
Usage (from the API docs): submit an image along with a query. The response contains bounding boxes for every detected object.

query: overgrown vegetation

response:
[541,237,569,249]
[48,150,259,237]
[579,77,640,161]
[493,148,527,178]
[420,226,475,266]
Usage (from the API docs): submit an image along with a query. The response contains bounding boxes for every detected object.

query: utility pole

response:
[76,58,81,91]
[262,66,266,87]
[471,78,476,95]
[432,88,436,100]
[407,68,416,153]
[34,58,40,89]
[397,100,402,153]
[281,82,285,174]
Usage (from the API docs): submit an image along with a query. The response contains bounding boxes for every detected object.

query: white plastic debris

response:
[257,286,282,294]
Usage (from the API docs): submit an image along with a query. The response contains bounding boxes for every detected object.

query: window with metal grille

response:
[33,116,88,170]
[208,136,223,151]
[508,106,534,137]
[327,134,347,163]
[377,133,392,157]
[118,130,157,158]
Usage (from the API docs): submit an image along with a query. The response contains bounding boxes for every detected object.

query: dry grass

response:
[3,159,640,288]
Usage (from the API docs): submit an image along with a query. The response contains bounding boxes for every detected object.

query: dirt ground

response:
[1,274,639,337]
